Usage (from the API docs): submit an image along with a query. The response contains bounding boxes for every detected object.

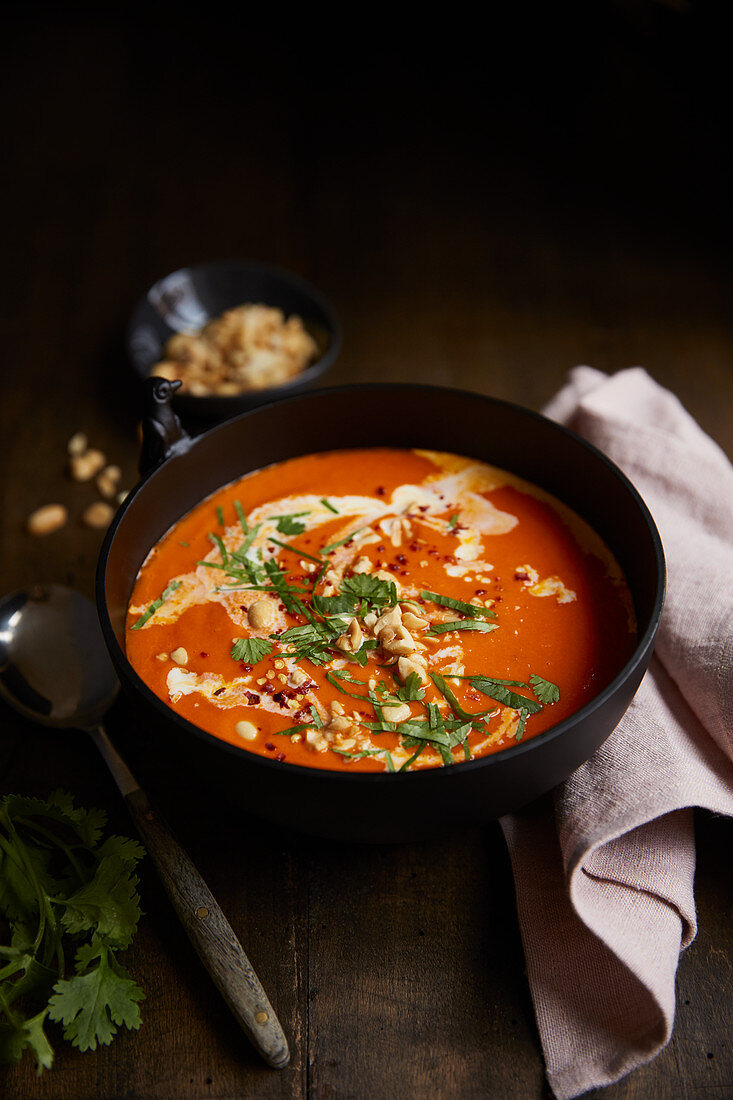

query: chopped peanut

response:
[70,448,106,482]
[248,599,276,631]
[27,504,68,536]
[82,502,114,529]
[235,721,258,741]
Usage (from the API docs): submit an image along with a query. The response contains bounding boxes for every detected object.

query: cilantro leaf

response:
[48,939,144,1052]
[60,855,141,949]
[275,515,307,535]
[311,593,358,617]
[230,637,274,664]
[0,1008,54,1073]
[529,674,560,705]
[341,574,397,607]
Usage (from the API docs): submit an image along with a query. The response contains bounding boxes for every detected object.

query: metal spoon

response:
[0,583,290,1069]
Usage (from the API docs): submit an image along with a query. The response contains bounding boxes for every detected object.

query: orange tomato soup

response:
[125,448,635,772]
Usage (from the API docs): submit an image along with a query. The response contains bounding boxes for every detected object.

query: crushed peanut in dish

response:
[150,303,319,396]
[125,448,636,773]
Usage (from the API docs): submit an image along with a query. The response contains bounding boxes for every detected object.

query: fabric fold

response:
[501,367,733,1098]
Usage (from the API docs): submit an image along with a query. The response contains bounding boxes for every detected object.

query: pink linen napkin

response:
[500,367,733,1099]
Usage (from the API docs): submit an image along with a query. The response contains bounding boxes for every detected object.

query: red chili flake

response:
[396,554,407,564]
[409,542,420,552]
[387,563,400,572]
[494,596,503,602]
[245,691,260,705]
[264,742,276,751]
[272,692,289,708]
[240,663,253,672]
[278,603,286,611]
[443,555,456,564]
[213,687,226,696]
[275,752,286,762]
[514,569,529,581]
[377,544,385,552]
[428,549,441,557]
[293,683,312,695]
[418,505,429,512]
[200,651,209,658]
[399,570,409,576]
[475,588,486,595]
[376,486,385,496]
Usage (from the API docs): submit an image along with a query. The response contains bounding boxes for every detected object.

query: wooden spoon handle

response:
[124,785,290,1068]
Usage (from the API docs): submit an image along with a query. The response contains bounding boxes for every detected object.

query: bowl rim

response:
[97,381,666,782]
[125,257,343,400]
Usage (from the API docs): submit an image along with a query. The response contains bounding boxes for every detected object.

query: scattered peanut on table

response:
[27,504,68,536]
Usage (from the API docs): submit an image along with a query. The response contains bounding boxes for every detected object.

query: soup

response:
[125,448,635,772]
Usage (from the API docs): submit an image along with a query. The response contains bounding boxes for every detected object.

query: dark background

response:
[1,3,731,1098]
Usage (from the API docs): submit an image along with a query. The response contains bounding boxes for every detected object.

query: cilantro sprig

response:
[0,792,145,1073]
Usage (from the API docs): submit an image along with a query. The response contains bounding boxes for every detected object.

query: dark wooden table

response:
[2,9,732,1098]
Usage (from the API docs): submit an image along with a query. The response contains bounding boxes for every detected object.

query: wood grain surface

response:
[1,7,731,1098]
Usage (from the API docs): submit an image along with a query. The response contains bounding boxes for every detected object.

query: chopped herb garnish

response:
[311,593,358,617]
[320,498,339,514]
[309,705,323,728]
[234,499,249,536]
[209,532,229,564]
[396,672,425,702]
[267,537,323,565]
[398,744,426,771]
[178,540,190,547]
[467,676,542,715]
[421,591,496,620]
[328,668,364,685]
[275,723,313,737]
[529,674,560,705]
[385,752,396,773]
[273,514,309,535]
[216,506,224,527]
[341,574,398,608]
[448,513,459,530]
[321,526,370,553]
[427,620,497,635]
[230,637,274,664]
[430,672,490,723]
[231,522,262,562]
[515,710,529,741]
[130,580,181,630]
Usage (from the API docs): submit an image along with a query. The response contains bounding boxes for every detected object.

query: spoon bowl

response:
[0,585,119,727]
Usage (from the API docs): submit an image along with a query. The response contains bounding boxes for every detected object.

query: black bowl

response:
[97,384,665,842]
[126,259,341,424]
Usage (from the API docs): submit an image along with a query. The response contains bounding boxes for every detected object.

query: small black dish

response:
[126,259,341,424]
